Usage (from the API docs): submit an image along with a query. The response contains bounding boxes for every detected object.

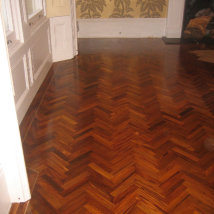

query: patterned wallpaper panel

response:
[76,0,168,19]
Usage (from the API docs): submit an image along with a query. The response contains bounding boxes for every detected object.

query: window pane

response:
[25,0,42,17]
[1,0,10,33]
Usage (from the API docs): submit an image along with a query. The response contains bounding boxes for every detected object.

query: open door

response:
[47,0,78,62]
[0,6,31,213]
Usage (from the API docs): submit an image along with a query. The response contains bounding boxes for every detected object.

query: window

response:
[25,0,43,19]
[0,0,45,47]
[1,0,11,33]
[0,0,16,44]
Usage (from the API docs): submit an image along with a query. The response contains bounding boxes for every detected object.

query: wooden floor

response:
[20,39,214,214]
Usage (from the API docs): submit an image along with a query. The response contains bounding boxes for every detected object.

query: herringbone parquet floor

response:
[20,39,214,214]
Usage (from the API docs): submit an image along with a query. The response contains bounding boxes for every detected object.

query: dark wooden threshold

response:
[162,37,181,44]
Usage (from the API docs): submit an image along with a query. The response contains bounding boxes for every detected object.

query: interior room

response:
[0,0,214,213]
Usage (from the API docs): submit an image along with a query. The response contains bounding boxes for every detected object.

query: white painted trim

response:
[71,0,78,56]
[50,16,75,62]
[78,18,167,38]
[165,0,186,38]
[0,168,11,214]
[16,55,52,123]
[9,18,52,124]
[0,13,31,203]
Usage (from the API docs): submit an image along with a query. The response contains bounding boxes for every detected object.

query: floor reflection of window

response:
[25,0,43,18]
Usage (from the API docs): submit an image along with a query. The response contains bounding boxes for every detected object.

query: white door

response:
[0,4,31,209]
[47,0,78,62]
[0,166,11,214]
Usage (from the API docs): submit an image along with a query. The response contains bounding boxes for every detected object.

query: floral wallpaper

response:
[76,0,168,19]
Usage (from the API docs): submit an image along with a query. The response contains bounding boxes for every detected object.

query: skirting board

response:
[77,18,167,38]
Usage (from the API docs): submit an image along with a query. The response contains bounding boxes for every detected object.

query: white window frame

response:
[27,0,43,19]
[0,0,17,46]
[1,0,13,34]
[24,0,45,27]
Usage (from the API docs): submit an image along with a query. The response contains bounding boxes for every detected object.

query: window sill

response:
[8,40,23,58]
[27,10,44,28]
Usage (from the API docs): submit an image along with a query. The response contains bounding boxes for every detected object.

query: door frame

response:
[71,0,78,56]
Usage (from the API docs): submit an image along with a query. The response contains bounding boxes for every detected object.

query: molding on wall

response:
[77,18,167,38]
[16,55,52,123]
[9,19,52,124]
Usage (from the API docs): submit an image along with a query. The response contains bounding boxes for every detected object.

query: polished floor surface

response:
[21,39,214,213]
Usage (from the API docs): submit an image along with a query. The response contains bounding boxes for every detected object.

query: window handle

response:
[7,40,12,45]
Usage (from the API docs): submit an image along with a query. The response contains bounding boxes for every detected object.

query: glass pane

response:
[25,0,42,17]
[1,0,10,33]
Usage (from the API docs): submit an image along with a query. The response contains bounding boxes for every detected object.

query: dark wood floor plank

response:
[16,39,214,213]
